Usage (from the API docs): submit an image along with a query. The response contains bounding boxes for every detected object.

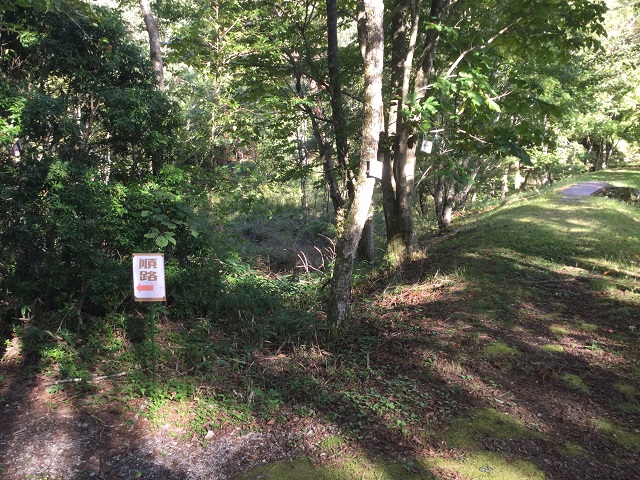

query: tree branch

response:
[445,18,522,79]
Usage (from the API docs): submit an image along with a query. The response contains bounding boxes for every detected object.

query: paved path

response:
[560,181,609,196]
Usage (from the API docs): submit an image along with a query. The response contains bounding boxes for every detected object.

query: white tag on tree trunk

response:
[421,139,433,154]
[367,160,383,179]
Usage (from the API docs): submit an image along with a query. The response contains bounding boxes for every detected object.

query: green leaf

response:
[155,235,169,248]
[486,98,501,112]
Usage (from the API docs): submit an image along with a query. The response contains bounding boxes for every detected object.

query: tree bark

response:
[140,0,164,91]
[434,175,455,230]
[326,0,374,254]
[328,0,384,331]
[501,165,509,199]
[383,0,448,262]
[513,160,524,190]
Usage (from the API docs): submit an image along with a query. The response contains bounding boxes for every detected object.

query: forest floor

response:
[1,174,639,479]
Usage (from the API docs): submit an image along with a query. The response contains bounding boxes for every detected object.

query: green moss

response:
[445,408,533,448]
[560,374,590,394]
[482,342,519,361]
[616,401,640,414]
[577,322,598,332]
[233,456,435,480]
[556,442,587,458]
[318,435,346,454]
[540,344,564,354]
[237,450,544,480]
[432,451,545,480]
[549,325,571,336]
[613,382,637,397]
[590,418,640,451]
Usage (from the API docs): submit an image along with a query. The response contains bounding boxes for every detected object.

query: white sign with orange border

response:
[132,253,166,302]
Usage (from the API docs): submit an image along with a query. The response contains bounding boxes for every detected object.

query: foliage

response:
[0,0,639,476]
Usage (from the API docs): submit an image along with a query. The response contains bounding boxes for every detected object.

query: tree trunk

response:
[328,0,383,331]
[357,215,375,262]
[140,0,164,91]
[501,166,509,199]
[383,0,414,263]
[309,109,345,218]
[327,0,375,254]
[296,123,309,212]
[383,0,448,262]
[513,160,523,190]
[434,175,455,230]
[419,187,429,216]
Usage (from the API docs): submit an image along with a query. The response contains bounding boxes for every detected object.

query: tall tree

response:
[380,0,607,241]
[328,0,384,330]
[139,0,164,90]
[383,0,448,260]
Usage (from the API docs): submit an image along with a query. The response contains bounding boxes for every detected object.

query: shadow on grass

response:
[364,195,640,477]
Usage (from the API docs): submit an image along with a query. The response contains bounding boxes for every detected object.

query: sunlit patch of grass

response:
[590,418,640,451]
[577,322,598,332]
[556,442,587,458]
[233,456,436,480]
[540,312,565,322]
[318,435,347,456]
[591,278,619,293]
[482,342,518,361]
[614,382,637,397]
[560,374,590,394]
[540,344,564,354]
[549,325,571,336]
[431,451,545,480]
[444,408,534,448]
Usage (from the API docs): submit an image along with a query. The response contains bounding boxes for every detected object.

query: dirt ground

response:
[2,275,639,480]
[0,370,300,479]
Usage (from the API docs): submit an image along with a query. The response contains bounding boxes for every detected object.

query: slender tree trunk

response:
[419,187,429,215]
[309,109,345,217]
[522,169,532,190]
[513,160,523,190]
[384,0,412,262]
[501,166,509,198]
[296,123,309,212]
[434,175,455,230]
[383,0,448,262]
[326,0,374,256]
[140,0,164,91]
[328,0,384,331]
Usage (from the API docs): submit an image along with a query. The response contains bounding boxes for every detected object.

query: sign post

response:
[132,253,166,388]
[133,253,166,302]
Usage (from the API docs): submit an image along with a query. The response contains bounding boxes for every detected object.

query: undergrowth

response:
[2,167,640,479]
